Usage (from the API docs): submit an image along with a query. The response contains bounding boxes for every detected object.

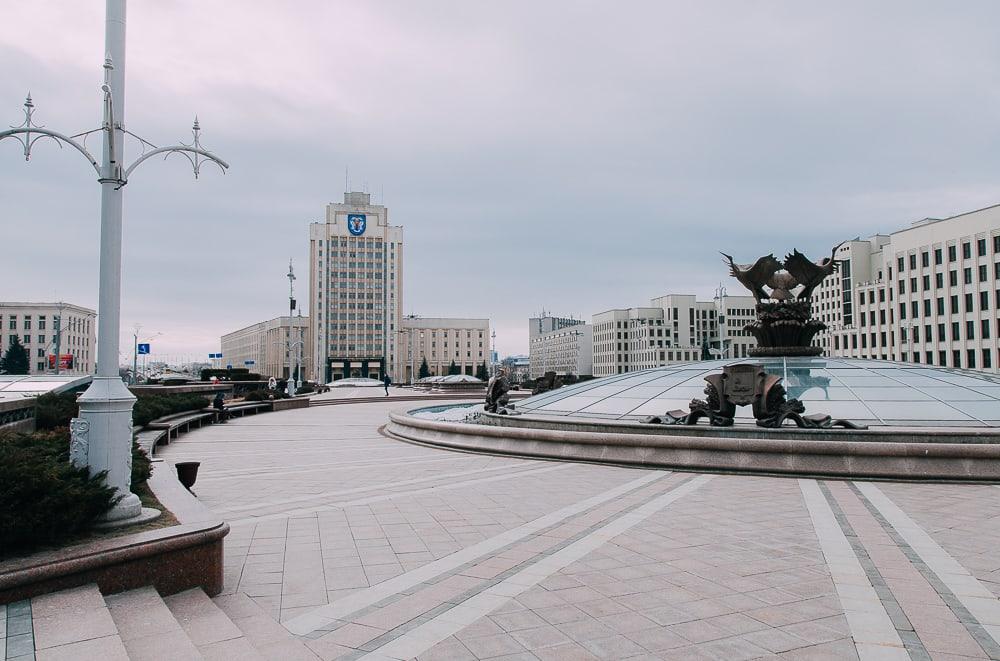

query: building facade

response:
[1,302,96,375]
[220,316,311,381]
[528,323,593,378]
[528,315,583,340]
[501,355,530,384]
[309,192,404,383]
[396,317,490,383]
[592,293,757,376]
[818,204,1000,372]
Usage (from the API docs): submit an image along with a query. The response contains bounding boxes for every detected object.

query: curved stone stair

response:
[5,584,319,661]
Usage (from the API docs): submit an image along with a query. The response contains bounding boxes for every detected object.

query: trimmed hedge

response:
[132,393,210,427]
[200,368,262,382]
[36,391,212,429]
[0,430,119,555]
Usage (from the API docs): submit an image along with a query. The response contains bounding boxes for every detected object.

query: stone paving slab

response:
[158,400,1000,661]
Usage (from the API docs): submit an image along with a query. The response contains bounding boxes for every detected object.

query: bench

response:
[222,402,270,417]
[135,401,273,458]
[146,410,217,441]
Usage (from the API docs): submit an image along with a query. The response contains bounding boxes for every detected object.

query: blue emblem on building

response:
[347,213,367,236]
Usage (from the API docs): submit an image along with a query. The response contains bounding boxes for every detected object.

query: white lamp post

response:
[0,0,228,526]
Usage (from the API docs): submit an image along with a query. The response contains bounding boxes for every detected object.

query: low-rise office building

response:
[396,317,490,382]
[220,316,311,381]
[529,323,593,378]
[592,293,757,376]
[1,302,96,375]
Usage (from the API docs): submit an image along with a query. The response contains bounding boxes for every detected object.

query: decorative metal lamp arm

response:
[0,94,101,175]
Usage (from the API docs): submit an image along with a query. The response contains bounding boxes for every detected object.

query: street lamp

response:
[0,0,228,526]
[396,328,415,384]
[286,260,303,395]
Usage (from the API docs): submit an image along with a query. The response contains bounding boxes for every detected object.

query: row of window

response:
[896,236,1000,272]
[5,314,91,333]
[895,263,1000,296]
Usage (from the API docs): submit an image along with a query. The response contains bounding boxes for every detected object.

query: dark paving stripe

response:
[325,474,701,660]
[819,481,931,661]
[848,482,1000,661]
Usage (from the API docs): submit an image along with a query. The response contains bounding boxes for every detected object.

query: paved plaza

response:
[157,400,1000,660]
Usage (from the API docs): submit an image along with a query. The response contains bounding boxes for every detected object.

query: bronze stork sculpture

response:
[722,244,842,357]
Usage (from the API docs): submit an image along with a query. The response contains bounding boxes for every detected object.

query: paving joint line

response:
[849,482,1000,660]
[219,461,545,516]
[352,474,714,661]
[819,481,931,661]
[299,472,682,645]
[283,470,672,636]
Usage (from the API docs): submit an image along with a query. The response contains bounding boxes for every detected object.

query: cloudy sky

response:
[3,1,1000,363]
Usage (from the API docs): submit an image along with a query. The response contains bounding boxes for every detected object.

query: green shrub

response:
[243,389,286,401]
[131,439,152,486]
[36,391,211,430]
[132,393,210,427]
[0,430,119,555]
[35,392,80,430]
[200,368,262,382]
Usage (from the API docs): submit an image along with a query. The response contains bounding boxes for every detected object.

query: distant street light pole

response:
[53,301,66,375]
[0,0,228,525]
[286,260,303,395]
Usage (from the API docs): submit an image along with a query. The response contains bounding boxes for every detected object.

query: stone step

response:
[213,593,321,660]
[105,586,203,661]
[164,588,266,660]
[29,583,130,660]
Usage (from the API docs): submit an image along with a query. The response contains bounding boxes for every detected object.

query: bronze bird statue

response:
[721,253,782,302]
[783,243,843,299]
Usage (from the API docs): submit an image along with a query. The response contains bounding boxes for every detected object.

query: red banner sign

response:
[48,354,74,370]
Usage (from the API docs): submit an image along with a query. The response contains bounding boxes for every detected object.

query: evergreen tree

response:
[700,341,712,361]
[418,357,430,380]
[1,336,30,375]
[475,362,489,381]
[448,360,460,375]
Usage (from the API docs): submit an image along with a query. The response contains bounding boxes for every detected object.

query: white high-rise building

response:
[817,204,1000,371]
[309,192,403,383]
[592,293,757,376]
[1,302,96,375]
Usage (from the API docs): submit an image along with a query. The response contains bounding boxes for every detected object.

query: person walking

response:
[383,373,392,397]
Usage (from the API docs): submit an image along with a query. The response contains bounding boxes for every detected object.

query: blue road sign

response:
[208,352,223,359]
[137,343,150,355]
[226,364,233,369]
[244,360,255,366]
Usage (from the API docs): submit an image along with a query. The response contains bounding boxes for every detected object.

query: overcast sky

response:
[3,1,1000,363]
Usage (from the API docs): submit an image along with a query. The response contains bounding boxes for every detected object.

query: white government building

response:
[219,316,311,381]
[817,203,1000,372]
[527,316,593,378]
[308,191,491,384]
[1,302,96,375]
[309,191,404,383]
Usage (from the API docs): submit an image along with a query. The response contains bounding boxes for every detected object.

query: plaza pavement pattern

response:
[16,399,998,660]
